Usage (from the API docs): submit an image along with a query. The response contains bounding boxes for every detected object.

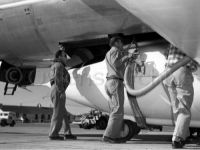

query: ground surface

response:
[0,123,199,150]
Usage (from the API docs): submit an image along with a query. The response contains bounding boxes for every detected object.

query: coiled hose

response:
[124,57,191,97]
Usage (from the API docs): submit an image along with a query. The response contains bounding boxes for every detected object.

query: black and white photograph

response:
[0,0,200,149]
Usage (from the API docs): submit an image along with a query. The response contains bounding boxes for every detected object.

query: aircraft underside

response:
[0,0,151,94]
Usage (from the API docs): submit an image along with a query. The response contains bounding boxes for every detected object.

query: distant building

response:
[1,105,53,123]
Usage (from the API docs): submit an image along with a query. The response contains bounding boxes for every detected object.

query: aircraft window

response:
[4,113,8,116]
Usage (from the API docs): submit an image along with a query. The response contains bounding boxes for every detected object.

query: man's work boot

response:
[172,140,185,149]
[102,136,126,144]
[64,134,77,140]
[49,135,64,140]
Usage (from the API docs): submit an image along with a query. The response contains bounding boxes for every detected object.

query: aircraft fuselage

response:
[66,41,200,128]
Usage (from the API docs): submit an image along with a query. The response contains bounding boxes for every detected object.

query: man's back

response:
[106,47,127,79]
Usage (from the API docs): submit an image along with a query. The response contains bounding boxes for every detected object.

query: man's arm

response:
[121,50,139,64]
[123,43,137,51]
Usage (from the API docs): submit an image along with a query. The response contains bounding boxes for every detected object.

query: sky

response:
[0,82,91,115]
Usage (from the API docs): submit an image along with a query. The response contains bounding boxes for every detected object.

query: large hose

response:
[124,57,191,97]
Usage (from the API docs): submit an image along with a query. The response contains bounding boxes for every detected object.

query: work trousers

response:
[49,86,70,137]
[104,79,124,138]
[164,66,194,141]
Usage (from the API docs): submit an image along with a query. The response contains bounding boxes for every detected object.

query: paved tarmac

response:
[0,123,199,150]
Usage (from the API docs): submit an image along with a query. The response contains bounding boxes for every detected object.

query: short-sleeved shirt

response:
[166,46,198,72]
[105,47,129,79]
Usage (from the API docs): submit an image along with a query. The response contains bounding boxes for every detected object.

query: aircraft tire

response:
[79,124,83,128]
[82,121,93,129]
[0,119,7,127]
[189,127,200,137]
[10,120,15,127]
[96,117,108,130]
[120,120,141,141]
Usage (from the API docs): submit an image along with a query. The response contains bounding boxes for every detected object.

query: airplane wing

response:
[0,0,155,95]
[116,0,200,60]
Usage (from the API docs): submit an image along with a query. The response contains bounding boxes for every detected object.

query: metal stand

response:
[4,82,17,95]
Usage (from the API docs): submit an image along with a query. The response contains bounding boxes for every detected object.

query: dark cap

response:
[109,36,122,47]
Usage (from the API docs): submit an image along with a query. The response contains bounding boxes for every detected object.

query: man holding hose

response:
[164,44,198,149]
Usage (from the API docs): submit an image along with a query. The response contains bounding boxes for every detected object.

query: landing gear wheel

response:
[189,128,200,137]
[120,120,141,141]
[10,120,15,127]
[0,119,7,127]
[82,122,92,129]
[96,117,107,130]
[189,128,196,137]
[197,131,200,137]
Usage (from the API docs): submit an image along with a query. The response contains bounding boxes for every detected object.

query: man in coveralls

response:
[103,36,137,143]
[49,49,76,140]
[164,44,198,148]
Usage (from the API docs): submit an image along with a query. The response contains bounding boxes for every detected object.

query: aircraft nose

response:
[65,82,96,108]
[66,66,110,112]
